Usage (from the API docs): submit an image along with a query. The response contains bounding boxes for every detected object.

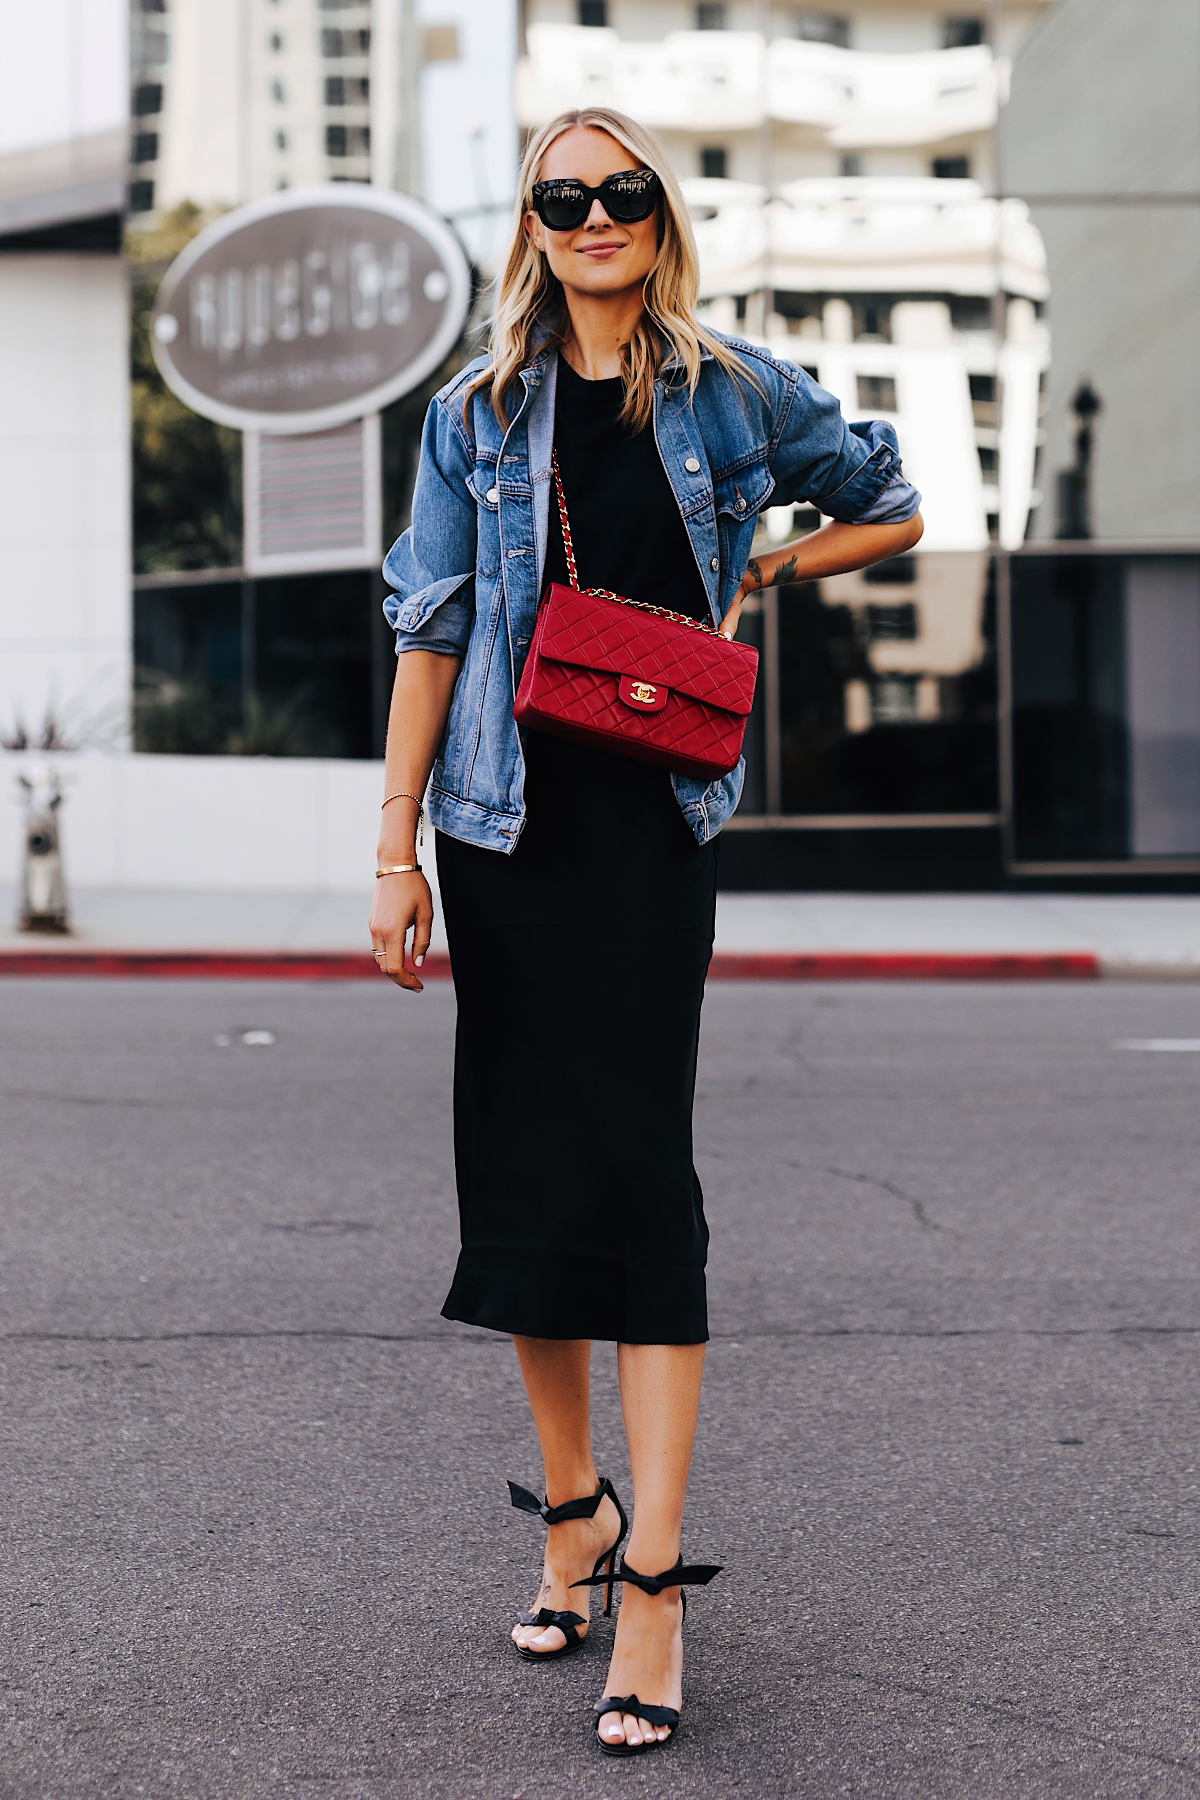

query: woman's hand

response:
[369,870,434,992]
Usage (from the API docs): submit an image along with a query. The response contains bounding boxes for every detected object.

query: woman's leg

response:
[598,1342,706,1747]
[510,1335,624,1653]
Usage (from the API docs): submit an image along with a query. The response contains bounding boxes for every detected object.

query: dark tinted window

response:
[942,16,984,47]
[857,374,897,410]
[795,12,851,46]
[133,83,163,116]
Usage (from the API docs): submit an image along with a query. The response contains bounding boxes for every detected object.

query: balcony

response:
[517,25,1008,147]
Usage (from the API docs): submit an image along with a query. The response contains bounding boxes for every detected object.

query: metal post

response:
[763,584,782,816]
[370,570,392,759]
[240,576,257,735]
[756,0,772,332]
[995,550,1015,868]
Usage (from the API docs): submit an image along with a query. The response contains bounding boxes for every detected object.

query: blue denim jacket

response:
[383,335,920,852]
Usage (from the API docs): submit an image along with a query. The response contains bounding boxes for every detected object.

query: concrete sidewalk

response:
[5,886,1200,977]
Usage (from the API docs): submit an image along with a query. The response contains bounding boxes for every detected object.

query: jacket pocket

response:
[713,459,775,521]
[466,463,501,577]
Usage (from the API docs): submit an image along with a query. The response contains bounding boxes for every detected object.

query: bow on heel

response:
[508,1475,629,1661]
[574,1555,723,1756]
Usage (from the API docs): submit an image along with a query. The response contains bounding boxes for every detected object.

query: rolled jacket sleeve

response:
[769,370,922,526]
[383,394,477,658]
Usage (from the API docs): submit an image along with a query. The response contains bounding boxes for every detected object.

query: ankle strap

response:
[571,1554,722,1596]
[508,1475,614,1527]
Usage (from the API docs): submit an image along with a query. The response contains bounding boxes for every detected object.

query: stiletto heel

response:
[602,1547,617,1618]
[574,1555,722,1755]
[507,1475,629,1661]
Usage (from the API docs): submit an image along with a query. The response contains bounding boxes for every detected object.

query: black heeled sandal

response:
[507,1475,629,1662]
[575,1555,722,1756]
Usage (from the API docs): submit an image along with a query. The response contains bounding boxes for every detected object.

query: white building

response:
[519,3,1053,552]
[132,0,517,271]
[0,0,131,749]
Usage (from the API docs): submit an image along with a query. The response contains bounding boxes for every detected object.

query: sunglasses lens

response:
[538,187,587,231]
[603,173,658,222]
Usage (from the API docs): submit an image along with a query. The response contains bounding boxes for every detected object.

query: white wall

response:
[0,751,388,894]
[0,255,131,747]
[0,0,127,157]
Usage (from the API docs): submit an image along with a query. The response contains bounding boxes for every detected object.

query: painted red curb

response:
[707,951,1100,981]
[0,948,1100,981]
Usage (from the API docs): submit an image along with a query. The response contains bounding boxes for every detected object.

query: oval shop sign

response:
[150,186,472,434]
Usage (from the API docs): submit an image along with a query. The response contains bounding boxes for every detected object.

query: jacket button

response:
[487,486,499,503]
[684,457,701,474]
[710,556,719,572]
[735,496,746,510]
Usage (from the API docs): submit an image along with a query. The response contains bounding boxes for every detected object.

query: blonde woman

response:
[369,108,922,1755]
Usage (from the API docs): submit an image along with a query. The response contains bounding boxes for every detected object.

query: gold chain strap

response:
[550,449,720,639]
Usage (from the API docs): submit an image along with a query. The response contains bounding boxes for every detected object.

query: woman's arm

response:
[368,649,462,992]
[719,512,924,640]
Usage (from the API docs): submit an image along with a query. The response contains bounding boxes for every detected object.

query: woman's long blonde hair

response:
[468,107,753,434]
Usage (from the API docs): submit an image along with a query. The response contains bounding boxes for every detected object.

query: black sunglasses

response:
[530,168,660,232]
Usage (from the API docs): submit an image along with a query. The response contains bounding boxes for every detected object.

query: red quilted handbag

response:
[513,452,758,780]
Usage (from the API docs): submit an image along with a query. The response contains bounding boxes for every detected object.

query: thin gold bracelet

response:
[376,863,422,878]
[382,790,424,844]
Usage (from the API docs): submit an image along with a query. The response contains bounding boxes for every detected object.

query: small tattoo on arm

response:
[773,554,799,587]
[746,558,764,591]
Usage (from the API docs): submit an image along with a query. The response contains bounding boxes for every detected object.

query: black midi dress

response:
[438,354,718,1344]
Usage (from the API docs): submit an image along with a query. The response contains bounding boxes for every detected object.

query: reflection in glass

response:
[772,551,998,815]
[1012,555,1200,864]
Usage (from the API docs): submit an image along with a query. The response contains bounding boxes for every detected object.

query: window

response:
[969,372,997,427]
[272,79,285,102]
[700,146,727,180]
[141,0,165,11]
[275,129,288,151]
[950,295,991,332]
[133,82,163,115]
[942,16,984,48]
[839,153,862,178]
[326,124,370,157]
[422,24,459,62]
[977,445,998,475]
[856,374,897,411]
[864,557,917,587]
[871,675,920,724]
[794,12,850,46]
[269,31,283,51]
[132,131,158,164]
[866,602,918,640]
[932,155,970,179]
[325,75,369,103]
[578,0,607,22]
[142,30,168,62]
[322,27,369,56]
[696,3,726,28]
[128,178,155,213]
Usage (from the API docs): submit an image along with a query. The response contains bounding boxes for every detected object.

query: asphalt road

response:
[4,975,1200,1799]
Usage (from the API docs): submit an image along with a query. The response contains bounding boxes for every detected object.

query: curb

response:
[0,948,1103,981]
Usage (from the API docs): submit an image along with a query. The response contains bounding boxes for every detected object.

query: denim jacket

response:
[383,334,920,852]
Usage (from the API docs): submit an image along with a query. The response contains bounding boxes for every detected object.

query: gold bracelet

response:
[382,791,424,844]
[376,863,422,878]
